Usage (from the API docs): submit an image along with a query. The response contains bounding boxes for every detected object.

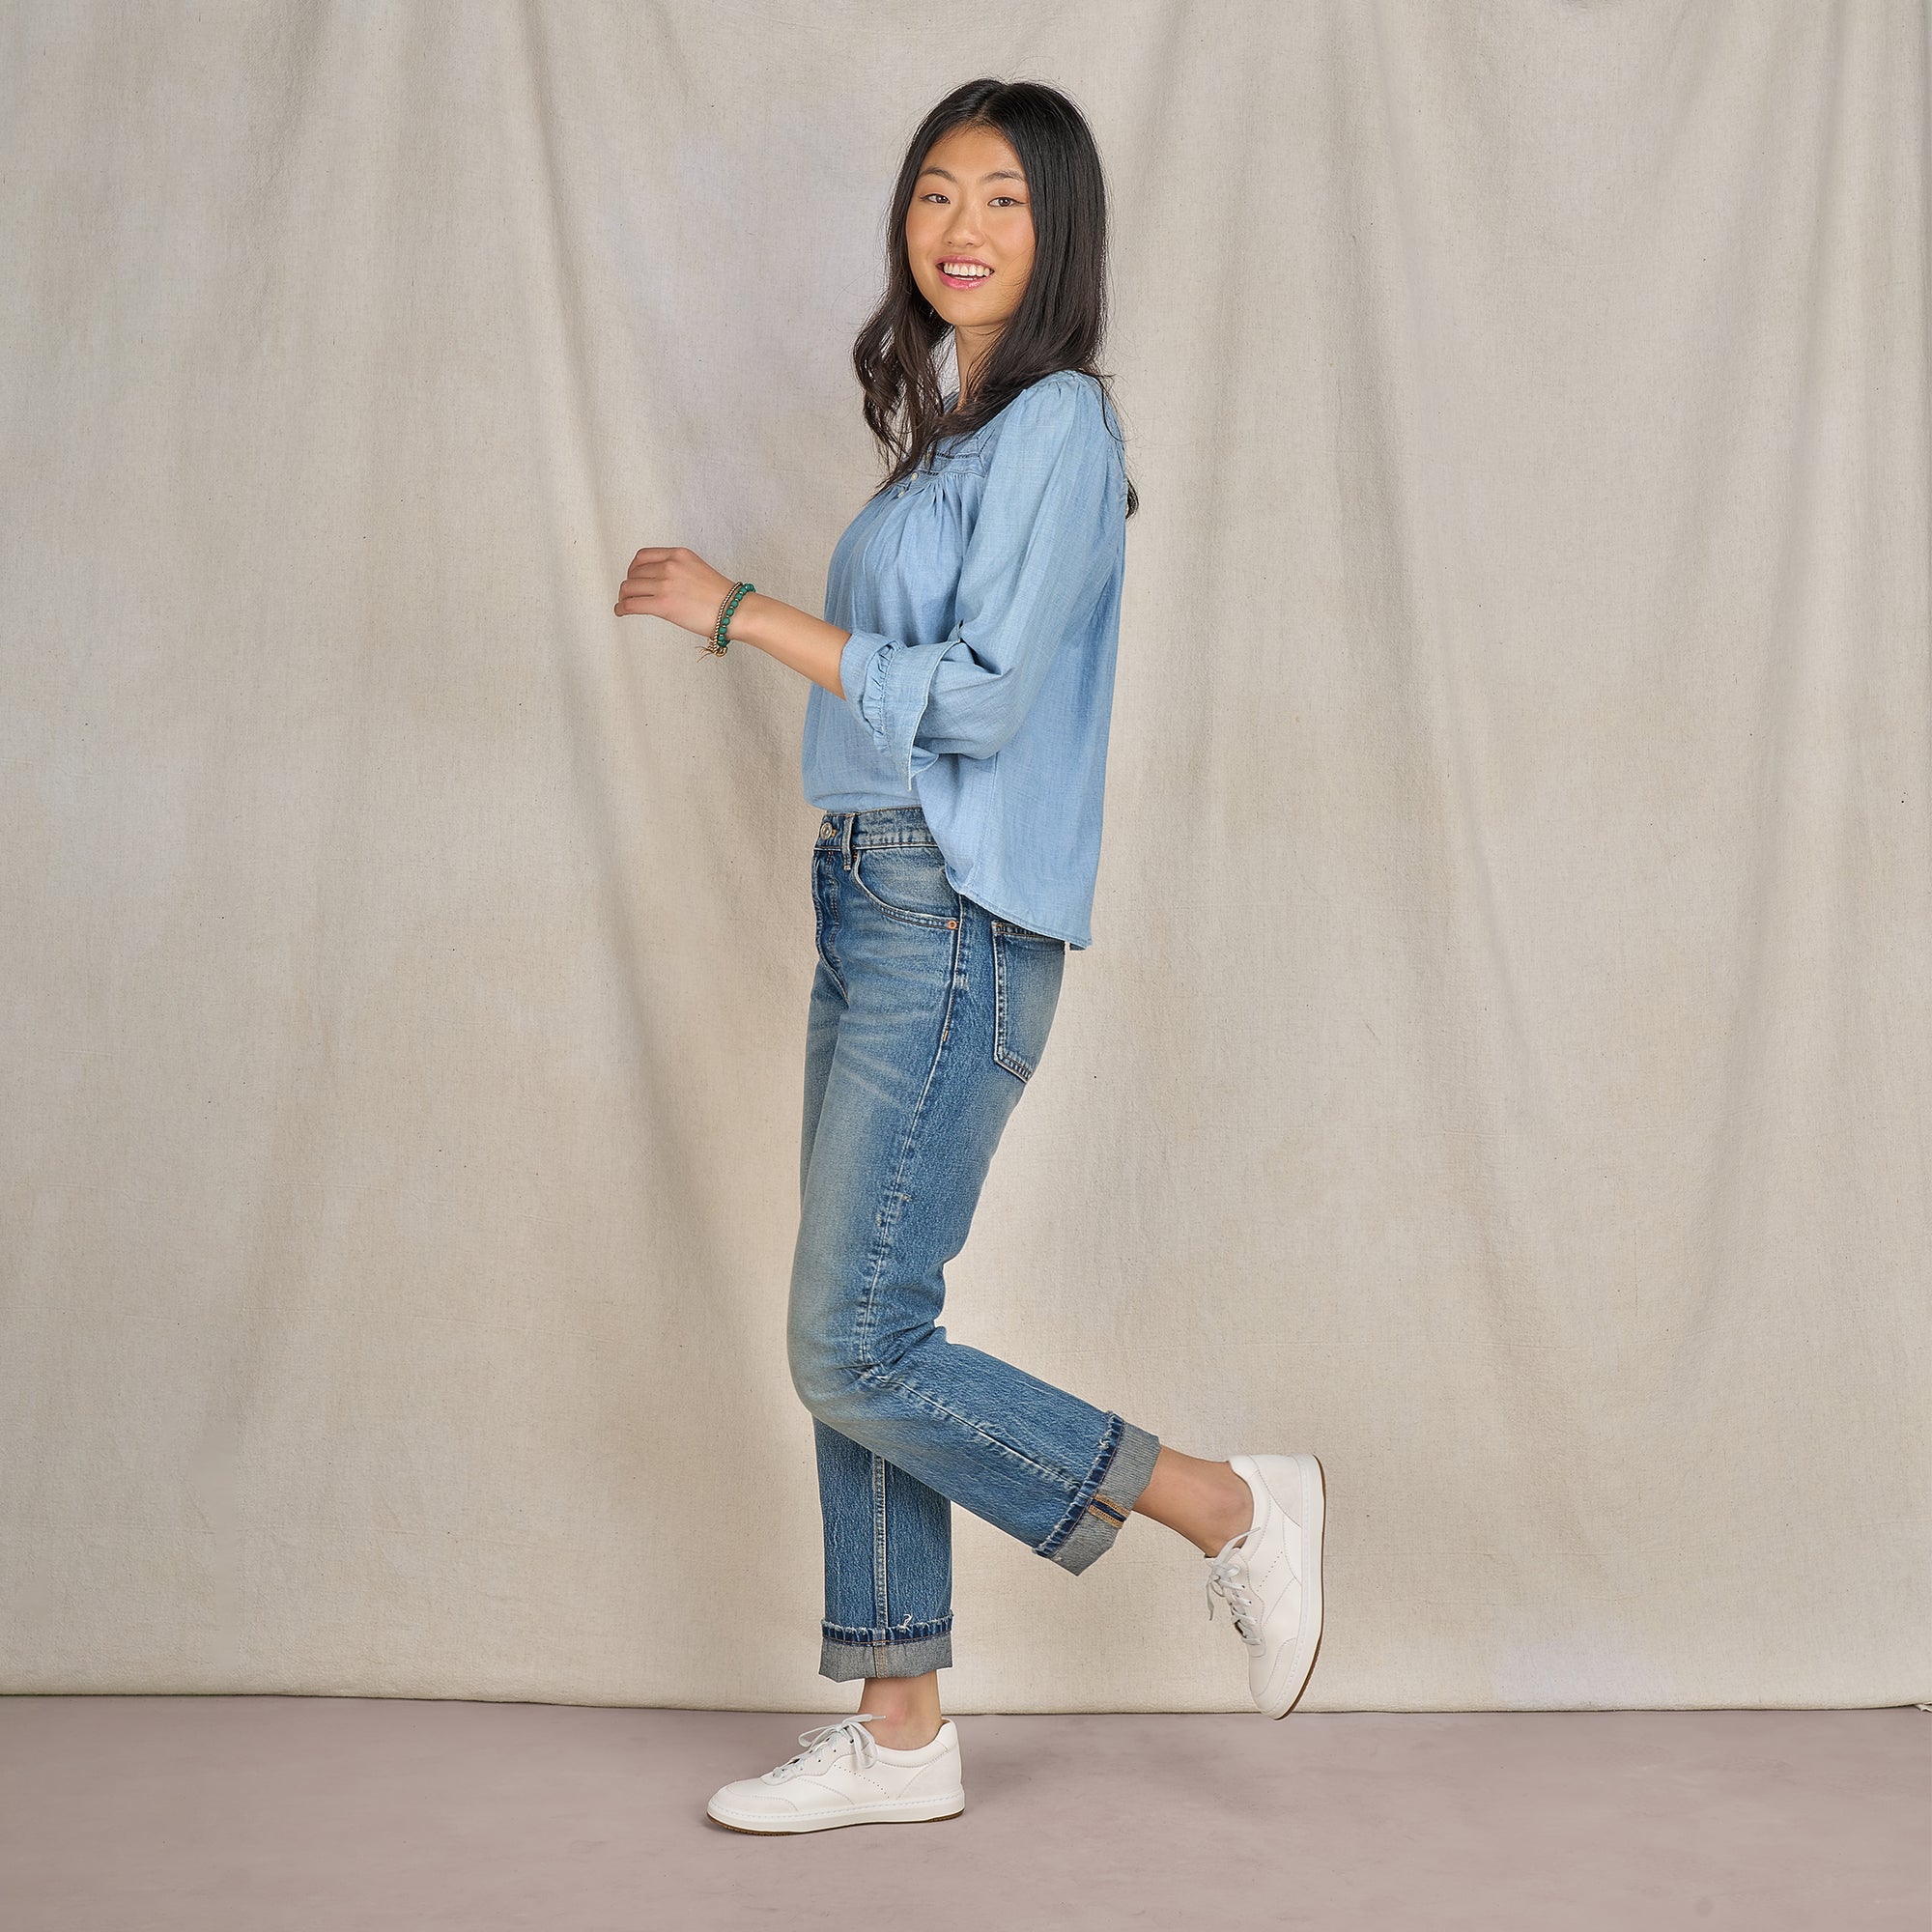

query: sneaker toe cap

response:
[707,1777,799,1821]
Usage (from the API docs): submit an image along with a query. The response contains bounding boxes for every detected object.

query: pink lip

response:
[937,262,992,289]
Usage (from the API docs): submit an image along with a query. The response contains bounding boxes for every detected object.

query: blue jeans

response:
[790,804,1163,1682]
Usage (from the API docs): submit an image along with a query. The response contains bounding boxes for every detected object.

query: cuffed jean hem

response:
[1036,1414,1163,1576]
[819,1618,954,1682]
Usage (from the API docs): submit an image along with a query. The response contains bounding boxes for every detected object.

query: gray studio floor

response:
[0,1697,1924,1929]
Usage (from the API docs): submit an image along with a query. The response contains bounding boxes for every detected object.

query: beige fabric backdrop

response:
[2,0,1926,1713]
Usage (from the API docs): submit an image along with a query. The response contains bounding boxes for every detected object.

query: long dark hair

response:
[851,77,1139,518]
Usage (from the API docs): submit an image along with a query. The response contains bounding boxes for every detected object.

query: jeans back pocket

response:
[990,918,1066,1082]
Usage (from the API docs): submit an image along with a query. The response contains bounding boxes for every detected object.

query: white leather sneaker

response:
[705,1713,966,1834]
[1204,1452,1325,1719]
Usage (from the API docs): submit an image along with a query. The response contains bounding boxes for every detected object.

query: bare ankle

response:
[861,1712,942,1749]
[1134,1446,1256,1554]
[1198,1463,1255,1551]
[859,1675,942,1749]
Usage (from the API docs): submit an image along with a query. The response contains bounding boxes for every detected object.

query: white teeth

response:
[941,262,990,277]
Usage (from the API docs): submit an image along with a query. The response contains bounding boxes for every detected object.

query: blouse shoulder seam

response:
[994,369,1106,444]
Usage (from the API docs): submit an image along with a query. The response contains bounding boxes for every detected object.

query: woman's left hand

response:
[613,546,737,639]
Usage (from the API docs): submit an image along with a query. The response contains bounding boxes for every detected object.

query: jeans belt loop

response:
[841,810,855,871]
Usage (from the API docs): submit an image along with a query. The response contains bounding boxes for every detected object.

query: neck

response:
[952,324,1000,410]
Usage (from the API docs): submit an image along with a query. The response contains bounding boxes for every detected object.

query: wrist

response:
[723,589,773,648]
[703,580,755,654]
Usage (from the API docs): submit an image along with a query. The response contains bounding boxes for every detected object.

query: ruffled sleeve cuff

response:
[838,629,952,790]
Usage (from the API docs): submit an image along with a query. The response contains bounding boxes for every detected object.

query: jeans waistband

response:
[815,805,935,858]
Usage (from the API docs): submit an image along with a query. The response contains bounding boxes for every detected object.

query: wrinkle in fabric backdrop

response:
[1,1,1926,1711]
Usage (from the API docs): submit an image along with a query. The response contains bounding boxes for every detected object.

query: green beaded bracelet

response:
[704,580,754,656]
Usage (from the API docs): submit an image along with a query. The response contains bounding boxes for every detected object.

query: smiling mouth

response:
[936,260,993,285]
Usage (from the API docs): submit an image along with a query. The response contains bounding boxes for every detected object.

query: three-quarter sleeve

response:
[837,374,1122,786]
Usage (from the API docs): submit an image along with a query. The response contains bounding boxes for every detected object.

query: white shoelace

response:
[764,1713,885,1782]
[1204,1535,1264,1649]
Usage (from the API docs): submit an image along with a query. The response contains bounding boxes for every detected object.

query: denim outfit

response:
[788,371,1155,1682]
[799,369,1128,951]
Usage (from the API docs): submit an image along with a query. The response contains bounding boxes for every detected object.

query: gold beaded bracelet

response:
[702,581,754,656]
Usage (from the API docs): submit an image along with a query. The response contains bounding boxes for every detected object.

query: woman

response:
[615,77,1324,1833]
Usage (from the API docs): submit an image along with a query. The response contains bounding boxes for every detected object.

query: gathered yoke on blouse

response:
[799,368,1128,951]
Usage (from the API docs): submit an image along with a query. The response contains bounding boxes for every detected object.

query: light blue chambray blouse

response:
[800,368,1128,951]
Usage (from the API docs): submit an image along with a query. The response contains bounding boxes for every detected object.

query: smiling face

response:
[904,122,1035,403]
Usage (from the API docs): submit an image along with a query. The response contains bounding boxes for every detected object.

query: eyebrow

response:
[917,165,1027,184]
